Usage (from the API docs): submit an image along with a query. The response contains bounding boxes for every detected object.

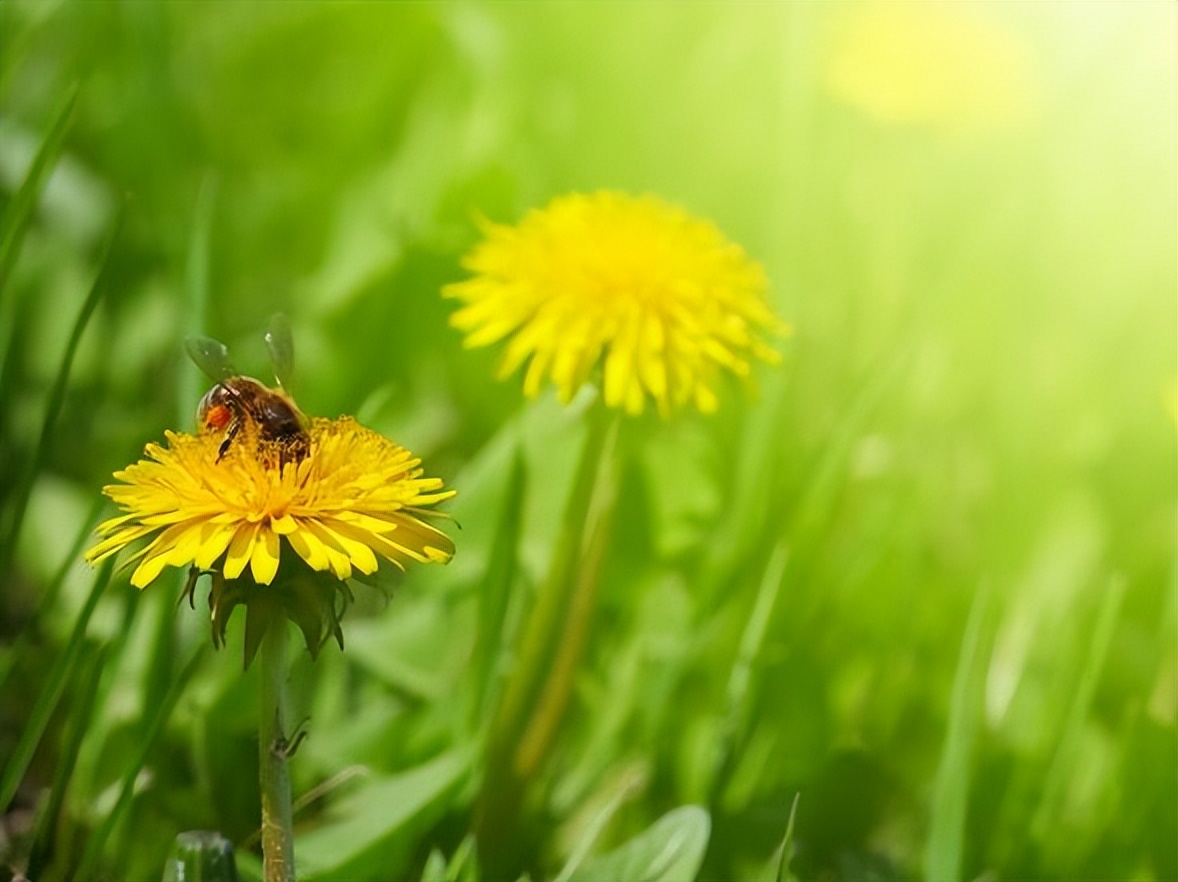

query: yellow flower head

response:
[444,191,785,416]
[85,417,455,590]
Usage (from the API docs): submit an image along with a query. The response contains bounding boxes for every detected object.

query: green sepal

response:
[243,594,282,671]
[183,559,356,669]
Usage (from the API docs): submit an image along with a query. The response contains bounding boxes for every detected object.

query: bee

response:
[185,314,310,465]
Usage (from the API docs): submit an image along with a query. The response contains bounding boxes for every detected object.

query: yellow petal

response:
[131,553,171,589]
[223,525,257,580]
[318,520,379,575]
[194,522,238,569]
[286,525,329,573]
[249,527,281,585]
[270,513,298,534]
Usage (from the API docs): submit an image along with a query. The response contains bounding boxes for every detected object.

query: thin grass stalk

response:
[469,446,527,727]
[709,541,790,806]
[0,557,113,812]
[25,641,110,879]
[0,205,123,577]
[0,81,78,294]
[0,494,104,693]
[76,642,206,880]
[1030,576,1126,840]
[924,584,993,882]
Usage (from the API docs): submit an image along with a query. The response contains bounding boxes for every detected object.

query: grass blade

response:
[0,494,104,693]
[759,792,801,882]
[75,642,208,881]
[711,541,790,803]
[25,640,111,879]
[1030,575,1126,839]
[0,557,113,812]
[470,445,526,725]
[0,81,78,293]
[180,171,217,417]
[0,203,123,576]
[554,775,640,882]
[924,585,992,882]
[567,805,711,882]
[295,749,473,881]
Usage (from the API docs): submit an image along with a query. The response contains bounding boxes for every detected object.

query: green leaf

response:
[296,748,472,881]
[568,806,711,882]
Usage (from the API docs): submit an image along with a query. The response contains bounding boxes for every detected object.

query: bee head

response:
[196,385,235,432]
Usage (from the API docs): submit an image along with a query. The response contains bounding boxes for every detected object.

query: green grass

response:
[1,3,1174,881]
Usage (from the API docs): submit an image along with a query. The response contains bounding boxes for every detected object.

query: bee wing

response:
[185,335,236,381]
[264,313,296,390]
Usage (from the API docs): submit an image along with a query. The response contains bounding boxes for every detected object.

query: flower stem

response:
[477,400,619,877]
[258,618,296,882]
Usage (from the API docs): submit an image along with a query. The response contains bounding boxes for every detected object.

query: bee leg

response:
[216,419,241,462]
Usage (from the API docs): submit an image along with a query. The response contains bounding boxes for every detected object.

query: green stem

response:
[258,619,296,882]
[514,461,617,778]
[477,399,618,877]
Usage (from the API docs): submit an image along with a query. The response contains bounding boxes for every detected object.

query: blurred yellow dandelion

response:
[85,417,455,589]
[444,191,785,416]
[826,4,1036,133]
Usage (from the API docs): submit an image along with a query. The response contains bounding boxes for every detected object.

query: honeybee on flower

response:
[85,319,454,620]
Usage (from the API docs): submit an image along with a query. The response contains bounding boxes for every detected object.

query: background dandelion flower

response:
[85,417,455,589]
[444,191,786,416]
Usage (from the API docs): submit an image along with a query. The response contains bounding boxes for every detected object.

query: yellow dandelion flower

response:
[85,417,455,590]
[444,191,785,416]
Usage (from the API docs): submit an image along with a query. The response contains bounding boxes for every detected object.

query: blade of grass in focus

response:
[925,585,993,882]
[0,204,122,577]
[0,557,113,812]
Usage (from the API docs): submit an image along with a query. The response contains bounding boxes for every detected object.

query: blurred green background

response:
[1,2,1174,880]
